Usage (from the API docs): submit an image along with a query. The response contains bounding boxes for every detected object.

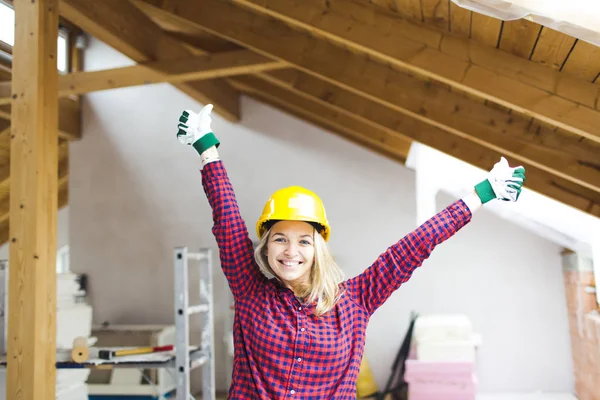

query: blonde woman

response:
[176,104,525,399]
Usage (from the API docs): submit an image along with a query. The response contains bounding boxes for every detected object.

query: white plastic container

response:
[413,314,473,344]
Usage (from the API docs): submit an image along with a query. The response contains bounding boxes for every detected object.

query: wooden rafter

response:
[0,44,81,140]
[0,99,80,140]
[0,49,285,100]
[7,0,59,398]
[230,0,600,142]
[0,142,68,224]
[58,0,242,121]
[230,77,412,164]
[133,0,600,216]
[249,70,599,215]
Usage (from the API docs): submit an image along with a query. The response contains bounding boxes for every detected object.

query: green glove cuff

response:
[192,132,220,155]
[474,179,495,204]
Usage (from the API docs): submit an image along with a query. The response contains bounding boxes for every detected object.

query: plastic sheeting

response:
[451,0,600,46]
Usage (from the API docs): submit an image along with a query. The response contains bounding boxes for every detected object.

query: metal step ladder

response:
[174,247,216,400]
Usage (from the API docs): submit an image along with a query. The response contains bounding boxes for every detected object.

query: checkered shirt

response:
[201,161,472,399]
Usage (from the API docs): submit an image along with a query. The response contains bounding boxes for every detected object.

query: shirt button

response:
[298,307,302,310]
[290,390,295,394]
[300,328,305,332]
[297,357,302,362]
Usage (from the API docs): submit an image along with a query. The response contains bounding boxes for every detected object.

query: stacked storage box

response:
[405,314,481,400]
[0,264,93,399]
[56,272,93,400]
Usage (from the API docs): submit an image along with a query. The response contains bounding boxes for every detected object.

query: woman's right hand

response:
[176,103,220,155]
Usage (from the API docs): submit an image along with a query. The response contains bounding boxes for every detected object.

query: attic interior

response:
[0,0,599,399]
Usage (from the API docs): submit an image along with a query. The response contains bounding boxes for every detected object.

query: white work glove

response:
[176,104,219,155]
[475,157,526,204]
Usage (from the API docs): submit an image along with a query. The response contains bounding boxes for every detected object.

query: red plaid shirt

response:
[201,161,472,399]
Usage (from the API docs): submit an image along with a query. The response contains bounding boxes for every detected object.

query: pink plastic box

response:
[404,360,477,400]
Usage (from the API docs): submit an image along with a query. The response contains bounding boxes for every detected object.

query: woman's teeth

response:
[280,260,302,267]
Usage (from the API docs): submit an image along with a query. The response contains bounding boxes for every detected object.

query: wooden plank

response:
[231,77,411,164]
[220,0,600,144]
[57,97,81,140]
[250,70,599,214]
[470,13,502,47]
[421,0,449,31]
[0,100,80,140]
[449,1,471,37]
[59,0,241,121]
[0,183,67,248]
[561,39,600,82]
[7,1,59,399]
[530,27,577,70]
[165,31,241,54]
[0,41,80,139]
[150,0,600,192]
[0,219,8,246]
[0,147,68,224]
[370,0,398,12]
[394,0,423,21]
[0,50,285,100]
[0,121,11,160]
[498,19,542,59]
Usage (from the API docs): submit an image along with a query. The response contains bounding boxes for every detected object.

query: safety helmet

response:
[256,186,331,241]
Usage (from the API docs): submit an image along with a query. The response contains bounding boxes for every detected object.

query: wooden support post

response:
[7,0,59,399]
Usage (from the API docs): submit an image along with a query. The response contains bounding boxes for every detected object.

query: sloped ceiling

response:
[0,0,599,246]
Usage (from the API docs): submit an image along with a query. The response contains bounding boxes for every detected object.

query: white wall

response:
[69,37,575,394]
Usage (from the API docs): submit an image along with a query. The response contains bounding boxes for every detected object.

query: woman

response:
[176,104,525,399]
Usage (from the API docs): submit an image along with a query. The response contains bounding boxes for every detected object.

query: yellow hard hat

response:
[256,186,331,241]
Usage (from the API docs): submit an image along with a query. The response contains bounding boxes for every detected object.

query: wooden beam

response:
[58,0,242,121]
[0,104,10,119]
[247,70,600,216]
[0,36,79,140]
[0,122,11,163]
[0,184,68,247]
[0,100,81,140]
[0,141,68,208]
[57,97,80,140]
[135,1,600,195]
[230,78,411,164]
[7,1,59,399]
[230,0,600,143]
[0,50,285,100]
[0,150,68,224]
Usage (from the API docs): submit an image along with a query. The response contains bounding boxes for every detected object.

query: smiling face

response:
[267,220,316,293]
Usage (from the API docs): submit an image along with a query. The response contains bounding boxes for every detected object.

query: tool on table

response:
[98,345,174,360]
[71,337,90,363]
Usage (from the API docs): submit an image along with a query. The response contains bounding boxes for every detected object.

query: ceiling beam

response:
[58,0,242,122]
[0,31,81,140]
[230,78,412,165]
[231,0,600,144]
[248,70,600,216]
[0,49,285,101]
[134,0,600,204]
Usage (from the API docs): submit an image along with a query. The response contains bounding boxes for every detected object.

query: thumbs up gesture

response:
[475,157,526,204]
[176,104,220,155]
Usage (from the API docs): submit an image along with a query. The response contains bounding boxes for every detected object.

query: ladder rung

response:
[188,304,209,315]
[190,349,209,369]
[187,252,208,261]
[190,355,208,370]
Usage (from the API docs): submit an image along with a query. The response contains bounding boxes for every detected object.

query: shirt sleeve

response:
[201,160,266,299]
[344,199,472,316]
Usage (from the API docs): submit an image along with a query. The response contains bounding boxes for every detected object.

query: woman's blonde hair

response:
[254,224,344,316]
